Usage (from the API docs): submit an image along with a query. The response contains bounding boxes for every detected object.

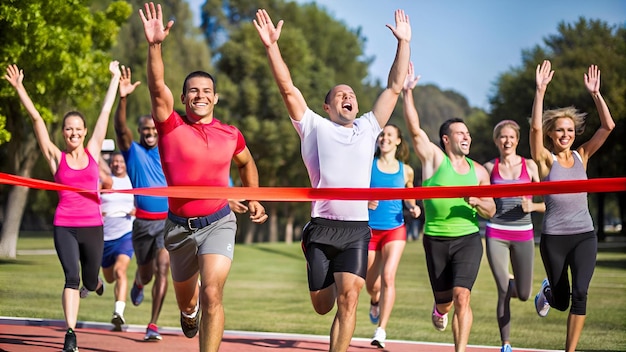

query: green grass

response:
[1,233,625,351]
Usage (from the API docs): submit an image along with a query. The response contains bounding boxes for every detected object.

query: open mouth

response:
[342,103,352,112]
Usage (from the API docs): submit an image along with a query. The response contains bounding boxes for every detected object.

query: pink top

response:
[53,151,102,227]
[156,111,246,217]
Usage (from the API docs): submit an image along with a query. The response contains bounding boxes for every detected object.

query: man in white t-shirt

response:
[254,8,411,351]
[98,152,135,331]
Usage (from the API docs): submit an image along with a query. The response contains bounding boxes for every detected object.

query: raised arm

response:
[529,60,554,178]
[5,64,61,173]
[401,62,442,180]
[253,9,307,121]
[577,65,615,163]
[139,2,175,122]
[232,147,268,224]
[371,9,411,127]
[99,155,113,190]
[114,65,142,151]
[87,61,121,157]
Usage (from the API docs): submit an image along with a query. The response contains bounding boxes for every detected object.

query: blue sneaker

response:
[501,343,512,352]
[535,278,551,317]
[369,301,380,324]
[131,281,144,306]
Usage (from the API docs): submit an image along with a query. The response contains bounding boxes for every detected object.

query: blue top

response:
[122,141,168,215]
[368,158,405,230]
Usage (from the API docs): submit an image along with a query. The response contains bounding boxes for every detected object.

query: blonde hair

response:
[542,106,587,151]
[493,120,520,142]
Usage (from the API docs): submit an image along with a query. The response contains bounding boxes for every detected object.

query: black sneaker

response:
[95,277,104,296]
[111,312,125,331]
[180,311,198,338]
[63,328,78,352]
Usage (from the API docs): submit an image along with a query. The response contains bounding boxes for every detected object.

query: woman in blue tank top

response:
[530,60,615,352]
[365,124,421,348]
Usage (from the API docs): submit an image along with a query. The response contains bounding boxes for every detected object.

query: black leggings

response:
[54,226,104,290]
[539,231,596,315]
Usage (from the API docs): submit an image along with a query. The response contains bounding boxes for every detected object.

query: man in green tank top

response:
[402,67,495,352]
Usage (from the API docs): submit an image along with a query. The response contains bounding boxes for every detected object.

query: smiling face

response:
[181,76,219,122]
[377,125,401,154]
[62,113,87,150]
[548,117,576,152]
[443,122,471,156]
[495,125,519,157]
[138,115,158,148]
[323,84,359,126]
[109,153,127,177]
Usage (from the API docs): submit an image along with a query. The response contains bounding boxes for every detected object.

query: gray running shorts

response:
[164,212,237,282]
[132,218,166,266]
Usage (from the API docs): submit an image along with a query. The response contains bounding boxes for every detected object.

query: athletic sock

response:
[115,301,126,315]
[182,303,199,319]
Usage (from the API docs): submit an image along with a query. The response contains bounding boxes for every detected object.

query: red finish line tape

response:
[1,172,624,201]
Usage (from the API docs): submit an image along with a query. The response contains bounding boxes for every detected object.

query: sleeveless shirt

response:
[542,151,594,235]
[368,159,405,230]
[423,156,479,237]
[488,157,533,227]
[54,151,102,227]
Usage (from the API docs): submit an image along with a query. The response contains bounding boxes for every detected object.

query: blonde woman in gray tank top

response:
[530,60,615,352]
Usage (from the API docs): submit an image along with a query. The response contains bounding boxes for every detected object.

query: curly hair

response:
[542,106,587,152]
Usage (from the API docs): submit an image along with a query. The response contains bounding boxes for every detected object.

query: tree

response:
[0,0,132,258]
[489,18,626,239]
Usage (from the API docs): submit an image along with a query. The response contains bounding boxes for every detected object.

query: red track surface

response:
[0,317,557,352]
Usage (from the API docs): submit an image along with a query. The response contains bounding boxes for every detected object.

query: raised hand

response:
[109,60,121,76]
[535,60,554,93]
[139,2,174,45]
[119,65,141,98]
[386,9,411,43]
[584,64,600,95]
[403,62,420,91]
[253,9,283,48]
[4,64,24,89]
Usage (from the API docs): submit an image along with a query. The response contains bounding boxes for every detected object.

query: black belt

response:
[168,205,231,230]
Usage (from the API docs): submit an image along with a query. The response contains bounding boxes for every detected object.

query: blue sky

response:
[186,0,625,110]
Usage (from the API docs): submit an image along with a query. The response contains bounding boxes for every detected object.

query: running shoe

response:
[111,312,125,332]
[501,343,513,352]
[62,328,78,352]
[130,281,144,306]
[79,278,104,298]
[370,327,386,349]
[79,286,89,299]
[95,278,104,296]
[180,311,199,338]
[431,303,448,331]
[369,301,380,324]
[144,323,162,341]
[535,278,551,317]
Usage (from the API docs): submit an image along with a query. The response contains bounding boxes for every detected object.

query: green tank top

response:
[423,156,479,237]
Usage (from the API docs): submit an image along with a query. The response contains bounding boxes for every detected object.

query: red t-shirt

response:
[156,111,245,217]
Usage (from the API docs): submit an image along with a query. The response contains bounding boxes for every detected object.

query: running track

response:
[0,317,559,352]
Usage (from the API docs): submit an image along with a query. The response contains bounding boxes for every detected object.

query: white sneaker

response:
[535,278,551,317]
[431,303,448,331]
[371,327,386,349]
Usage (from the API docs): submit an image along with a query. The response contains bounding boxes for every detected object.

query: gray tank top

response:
[542,151,594,235]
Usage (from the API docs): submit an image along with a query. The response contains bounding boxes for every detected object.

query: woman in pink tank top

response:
[483,120,544,352]
[5,61,121,352]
